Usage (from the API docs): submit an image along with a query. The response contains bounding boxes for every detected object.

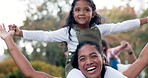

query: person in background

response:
[117,41,137,72]
[102,39,136,72]
[60,41,68,58]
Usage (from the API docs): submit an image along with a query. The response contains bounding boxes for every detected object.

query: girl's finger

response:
[9,24,16,30]
[2,23,6,31]
[13,24,17,27]
[8,25,13,30]
[0,25,3,32]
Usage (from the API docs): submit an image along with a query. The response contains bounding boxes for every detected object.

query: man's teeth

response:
[87,67,96,71]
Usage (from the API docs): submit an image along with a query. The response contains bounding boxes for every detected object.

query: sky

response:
[0,0,147,56]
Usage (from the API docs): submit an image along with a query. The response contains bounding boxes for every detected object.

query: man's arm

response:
[0,25,53,78]
[123,43,148,78]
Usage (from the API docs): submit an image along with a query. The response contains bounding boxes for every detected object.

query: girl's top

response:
[22,19,140,52]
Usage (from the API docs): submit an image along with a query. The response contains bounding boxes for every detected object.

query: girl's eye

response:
[74,8,91,13]
[75,9,80,12]
[84,8,90,12]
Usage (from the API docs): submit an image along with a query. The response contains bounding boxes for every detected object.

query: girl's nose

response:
[79,11,85,15]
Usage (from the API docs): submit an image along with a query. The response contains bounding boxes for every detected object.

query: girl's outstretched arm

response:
[0,25,52,78]
[140,17,148,26]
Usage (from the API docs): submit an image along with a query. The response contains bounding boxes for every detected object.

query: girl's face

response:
[73,0,94,28]
[78,44,103,78]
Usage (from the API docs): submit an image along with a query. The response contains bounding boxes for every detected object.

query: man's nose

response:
[86,58,93,65]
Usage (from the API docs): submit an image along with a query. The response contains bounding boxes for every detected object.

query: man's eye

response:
[79,58,85,62]
[91,55,97,59]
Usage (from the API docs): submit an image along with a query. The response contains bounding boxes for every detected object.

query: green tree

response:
[18,0,70,67]
[0,59,64,78]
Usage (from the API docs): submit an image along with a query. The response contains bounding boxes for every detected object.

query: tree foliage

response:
[0,59,64,78]
[19,0,69,68]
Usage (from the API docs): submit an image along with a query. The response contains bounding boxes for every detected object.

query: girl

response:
[9,0,148,77]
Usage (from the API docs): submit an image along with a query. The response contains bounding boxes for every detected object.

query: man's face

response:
[78,44,103,78]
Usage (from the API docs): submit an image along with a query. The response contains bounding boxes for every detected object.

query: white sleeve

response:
[117,64,131,73]
[67,69,86,78]
[22,27,69,42]
[105,66,127,78]
[98,19,140,36]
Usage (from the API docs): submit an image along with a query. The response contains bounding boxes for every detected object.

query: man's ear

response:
[102,56,105,64]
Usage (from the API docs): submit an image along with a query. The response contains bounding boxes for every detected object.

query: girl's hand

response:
[0,24,14,40]
[8,24,22,37]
